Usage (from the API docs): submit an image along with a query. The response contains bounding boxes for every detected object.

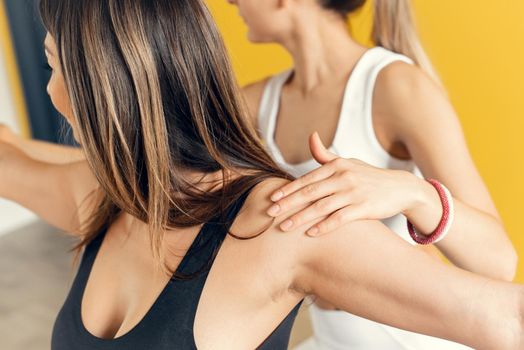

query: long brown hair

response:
[39,0,290,266]
[322,0,441,84]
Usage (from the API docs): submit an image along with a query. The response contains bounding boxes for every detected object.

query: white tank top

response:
[258,47,472,350]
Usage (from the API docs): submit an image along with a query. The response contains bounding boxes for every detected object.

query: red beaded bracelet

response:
[407,179,454,245]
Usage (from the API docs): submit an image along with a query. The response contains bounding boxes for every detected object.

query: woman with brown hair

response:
[0,0,522,349]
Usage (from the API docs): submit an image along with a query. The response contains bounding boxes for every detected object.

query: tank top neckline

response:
[75,217,213,344]
[73,185,256,345]
[264,47,380,169]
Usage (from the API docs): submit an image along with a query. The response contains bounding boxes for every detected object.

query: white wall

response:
[0,42,37,236]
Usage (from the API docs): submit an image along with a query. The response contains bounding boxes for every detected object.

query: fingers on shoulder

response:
[244,177,291,216]
[230,178,294,238]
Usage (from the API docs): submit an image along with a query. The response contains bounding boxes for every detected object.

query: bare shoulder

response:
[240,77,272,127]
[62,160,103,228]
[374,61,444,111]
[229,177,375,246]
[230,177,291,238]
[232,178,396,246]
[228,177,314,261]
[242,77,271,108]
[62,160,99,198]
[373,61,455,138]
[228,178,408,294]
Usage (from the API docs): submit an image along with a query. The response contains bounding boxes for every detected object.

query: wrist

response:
[403,177,446,238]
[402,175,440,218]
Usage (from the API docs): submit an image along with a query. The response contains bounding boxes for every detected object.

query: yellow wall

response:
[207,1,524,282]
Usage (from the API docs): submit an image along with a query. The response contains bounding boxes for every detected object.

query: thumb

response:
[309,132,337,165]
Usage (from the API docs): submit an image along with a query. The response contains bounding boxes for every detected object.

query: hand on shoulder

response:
[229,177,295,239]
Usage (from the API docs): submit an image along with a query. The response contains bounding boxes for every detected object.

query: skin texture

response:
[0,32,522,350]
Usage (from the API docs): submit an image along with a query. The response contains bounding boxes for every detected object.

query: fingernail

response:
[267,204,281,216]
[280,219,293,231]
[271,191,284,201]
[307,227,319,236]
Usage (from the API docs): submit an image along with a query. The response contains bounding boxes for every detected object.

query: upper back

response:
[52,177,305,350]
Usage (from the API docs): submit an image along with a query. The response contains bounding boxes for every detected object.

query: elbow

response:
[496,222,519,282]
[497,248,519,282]
[488,228,519,281]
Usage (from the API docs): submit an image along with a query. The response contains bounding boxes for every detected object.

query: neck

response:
[278,11,367,94]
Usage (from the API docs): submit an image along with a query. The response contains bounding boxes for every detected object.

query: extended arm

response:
[0,140,100,234]
[293,219,522,349]
[377,63,516,280]
[0,124,85,164]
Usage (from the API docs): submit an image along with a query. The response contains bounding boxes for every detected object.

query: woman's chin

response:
[246,31,268,44]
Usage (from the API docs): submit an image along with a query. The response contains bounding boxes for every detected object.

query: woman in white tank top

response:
[226,0,517,349]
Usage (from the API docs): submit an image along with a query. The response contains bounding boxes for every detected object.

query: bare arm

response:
[293,219,523,349]
[0,124,85,164]
[248,180,521,349]
[374,62,517,280]
[0,140,100,234]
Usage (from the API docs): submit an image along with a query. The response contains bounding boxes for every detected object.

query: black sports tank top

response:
[51,187,303,349]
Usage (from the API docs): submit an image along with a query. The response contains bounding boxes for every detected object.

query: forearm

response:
[298,220,523,349]
[2,131,84,164]
[403,178,517,281]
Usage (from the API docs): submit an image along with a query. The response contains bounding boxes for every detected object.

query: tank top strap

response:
[175,183,258,277]
[257,70,293,145]
[334,47,415,164]
[359,46,414,122]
